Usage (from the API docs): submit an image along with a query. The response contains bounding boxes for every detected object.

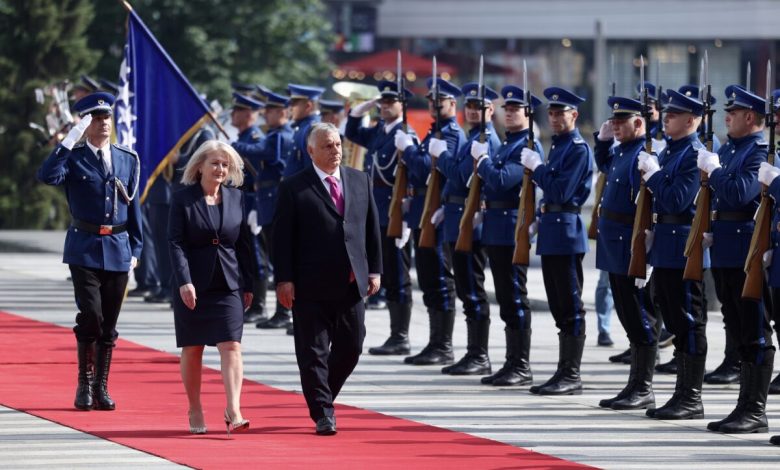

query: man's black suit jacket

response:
[273,165,382,302]
[168,184,254,294]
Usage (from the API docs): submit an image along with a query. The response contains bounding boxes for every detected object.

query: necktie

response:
[325,176,344,216]
[97,149,110,174]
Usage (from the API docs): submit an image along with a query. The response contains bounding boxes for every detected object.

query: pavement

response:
[1,230,779,469]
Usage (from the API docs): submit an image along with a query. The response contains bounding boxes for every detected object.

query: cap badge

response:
[613,103,620,109]
[552,94,559,101]
[98,100,105,105]
[507,92,513,98]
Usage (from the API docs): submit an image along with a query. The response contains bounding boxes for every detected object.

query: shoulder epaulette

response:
[112,143,138,157]
[756,140,769,147]
[572,137,586,145]
[72,141,86,149]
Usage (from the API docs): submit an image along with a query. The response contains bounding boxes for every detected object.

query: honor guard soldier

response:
[229,92,269,324]
[37,92,142,411]
[436,82,500,376]
[641,89,709,420]
[346,81,417,355]
[680,85,722,152]
[394,77,464,365]
[232,91,294,328]
[636,81,663,140]
[475,85,543,386]
[319,99,346,128]
[594,97,659,410]
[283,84,324,179]
[702,85,774,434]
[522,87,593,396]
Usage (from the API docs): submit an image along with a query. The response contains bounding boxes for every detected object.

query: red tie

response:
[325,176,344,216]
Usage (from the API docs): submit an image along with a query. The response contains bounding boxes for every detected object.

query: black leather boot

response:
[74,341,94,410]
[771,435,780,445]
[244,277,268,323]
[704,329,740,384]
[533,333,584,395]
[405,310,437,364]
[655,351,678,374]
[485,328,533,386]
[412,310,455,365]
[600,344,637,408]
[652,353,704,420]
[717,349,773,434]
[609,347,631,364]
[369,301,412,355]
[612,344,656,410]
[93,344,116,410]
[443,317,491,375]
[770,371,780,394]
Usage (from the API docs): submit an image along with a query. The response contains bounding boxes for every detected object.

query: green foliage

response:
[0,0,99,228]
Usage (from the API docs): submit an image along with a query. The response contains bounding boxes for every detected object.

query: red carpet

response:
[0,311,590,469]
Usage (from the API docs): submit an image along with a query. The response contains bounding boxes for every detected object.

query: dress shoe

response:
[609,348,631,364]
[256,311,292,329]
[771,435,780,445]
[128,286,155,298]
[315,416,337,435]
[286,325,294,336]
[658,328,675,349]
[144,290,173,304]
[656,355,678,374]
[597,332,614,347]
[243,307,267,324]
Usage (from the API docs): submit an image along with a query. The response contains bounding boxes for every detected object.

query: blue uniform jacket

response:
[594,135,644,274]
[37,143,143,272]
[645,132,709,269]
[766,156,780,287]
[235,126,264,203]
[345,116,416,227]
[532,128,592,255]
[401,117,466,229]
[232,123,292,226]
[283,114,320,178]
[478,129,544,247]
[436,122,501,243]
[709,131,766,268]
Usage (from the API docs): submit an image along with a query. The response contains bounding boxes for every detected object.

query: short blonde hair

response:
[180,140,245,187]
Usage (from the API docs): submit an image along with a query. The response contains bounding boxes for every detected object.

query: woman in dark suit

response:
[168,140,254,435]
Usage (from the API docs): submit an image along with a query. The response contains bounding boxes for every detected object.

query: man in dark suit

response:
[273,122,382,435]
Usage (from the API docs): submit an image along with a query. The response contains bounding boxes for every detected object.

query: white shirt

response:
[86,140,112,174]
[383,117,403,135]
[312,164,343,196]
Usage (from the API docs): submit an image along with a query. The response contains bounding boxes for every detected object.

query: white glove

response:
[247,210,261,236]
[597,120,613,141]
[395,130,414,152]
[644,228,654,254]
[702,232,713,249]
[473,211,483,228]
[61,113,92,150]
[651,138,666,154]
[759,161,780,186]
[129,256,137,272]
[428,138,448,158]
[763,249,773,269]
[520,148,543,171]
[431,206,445,227]
[395,221,412,249]
[471,140,489,160]
[349,97,379,117]
[634,265,653,288]
[697,149,721,176]
[638,151,660,181]
[528,219,539,239]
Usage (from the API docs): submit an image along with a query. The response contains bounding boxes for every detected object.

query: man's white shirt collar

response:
[86,140,112,172]
[384,117,402,134]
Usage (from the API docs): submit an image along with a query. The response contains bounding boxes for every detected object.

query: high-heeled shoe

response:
[188,410,207,435]
[224,409,249,436]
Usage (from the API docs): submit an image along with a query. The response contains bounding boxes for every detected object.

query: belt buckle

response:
[652,213,658,224]
[212,238,219,245]
[99,225,112,235]
[540,204,547,214]
[710,210,718,221]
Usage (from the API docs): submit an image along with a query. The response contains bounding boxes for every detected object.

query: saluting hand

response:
[179,283,197,310]
[277,282,295,309]
[61,114,92,150]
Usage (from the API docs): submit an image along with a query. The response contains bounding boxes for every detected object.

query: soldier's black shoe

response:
[718,351,773,434]
[597,332,614,347]
[768,371,780,394]
[655,355,678,374]
[93,344,115,411]
[405,310,437,364]
[243,307,267,324]
[489,328,532,386]
[128,286,155,298]
[442,317,491,375]
[704,360,740,385]
[609,348,631,364]
[443,353,491,375]
[144,290,173,304]
[601,345,637,408]
[369,337,411,355]
[412,347,454,365]
[611,345,656,410]
[771,435,780,445]
[368,302,412,355]
[74,341,94,411]
[535,334,585,396]
[658,328,675,349]
[652,353,705,420]
[256,311,292,329]
[405,344,433,364]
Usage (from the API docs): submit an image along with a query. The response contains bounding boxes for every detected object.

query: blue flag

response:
[115,8,212,202]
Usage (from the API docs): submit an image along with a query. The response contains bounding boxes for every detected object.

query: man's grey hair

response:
[306,122,340,148]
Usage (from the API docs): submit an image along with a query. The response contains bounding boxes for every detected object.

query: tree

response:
[0,0,99,228]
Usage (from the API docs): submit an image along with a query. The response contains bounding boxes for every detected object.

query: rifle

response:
[655,58,664,141]
[627,56,653,279]
[512,60,536,265]
[455,55,486,252]
[588,54,616,240]
[683,53,714,282]
[418,56,443,249]
[387,50,408,238]
[742,60,775,300]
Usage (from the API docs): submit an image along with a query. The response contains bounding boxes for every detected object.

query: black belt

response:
[444,195,466,205]
[541,203,581,214]
[652,213,693,225]
[255,180,278,190]
[599,207,634,225]
[72,219,127,235]
[409,186,427,197]
[710,210,754,222]
[373,177,392,188]
[486,200,519,210]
